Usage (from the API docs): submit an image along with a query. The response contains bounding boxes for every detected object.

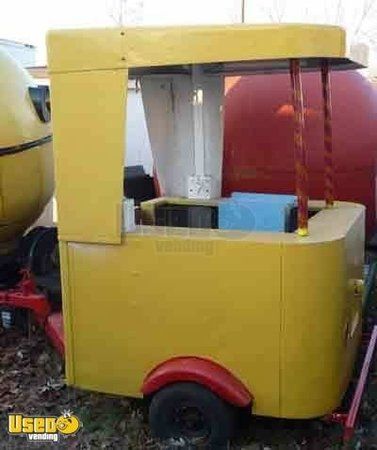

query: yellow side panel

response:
[339,209,364,399]
[47,24,345,73]
[280,230,363,417]
[63,233,282,417]
[59,241,74,383]
[50,70,126,243]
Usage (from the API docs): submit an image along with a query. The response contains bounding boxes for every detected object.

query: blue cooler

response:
[218,192,296,232]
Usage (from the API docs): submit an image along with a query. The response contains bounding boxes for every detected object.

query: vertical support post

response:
[241,0,246,23]
[192,65,205,177]
[290,59,308,236]
[321,59,335,207]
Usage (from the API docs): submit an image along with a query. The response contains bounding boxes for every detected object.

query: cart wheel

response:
[148,382,235,447]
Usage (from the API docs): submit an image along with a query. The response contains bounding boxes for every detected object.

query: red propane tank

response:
[223,71,377,237]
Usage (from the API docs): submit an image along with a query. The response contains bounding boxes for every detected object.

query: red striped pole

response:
[290,59,308,236]
[321,59,335,207]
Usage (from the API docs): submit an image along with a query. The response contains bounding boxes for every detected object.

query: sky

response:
[0,0,376,65]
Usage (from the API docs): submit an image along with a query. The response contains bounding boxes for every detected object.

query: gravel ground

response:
[0,325,376,450]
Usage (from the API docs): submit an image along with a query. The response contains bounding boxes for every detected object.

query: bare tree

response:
[261,0,377,47]
[107,0,144,26]
[352,0,377,47]
[272,0,287,23]
[334,0,345,26]
[108,0,128,26]
[354,0,376,34]
[260,0,287,23]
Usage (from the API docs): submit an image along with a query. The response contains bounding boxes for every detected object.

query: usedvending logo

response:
[8,410,81,443]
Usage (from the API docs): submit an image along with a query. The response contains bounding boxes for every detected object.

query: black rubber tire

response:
[21,227,58,276]
[19,226,48,264]
[148,382,235,447]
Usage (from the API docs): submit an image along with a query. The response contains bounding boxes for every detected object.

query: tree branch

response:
[353,0,377,38]
[334,0,344,25]
[107,0,128,26]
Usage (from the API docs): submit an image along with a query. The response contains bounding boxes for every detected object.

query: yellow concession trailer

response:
[47,24,367,444]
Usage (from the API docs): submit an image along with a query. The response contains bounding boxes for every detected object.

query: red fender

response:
[141,356,252,407]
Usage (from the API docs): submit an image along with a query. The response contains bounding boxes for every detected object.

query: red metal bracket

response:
[45,312,65,357]
[0,270,65,356]
[343,326,377,441]
[326,326,377,442]
[0,270,51,326]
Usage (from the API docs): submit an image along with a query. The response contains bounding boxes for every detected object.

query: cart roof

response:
[47,24,366,76]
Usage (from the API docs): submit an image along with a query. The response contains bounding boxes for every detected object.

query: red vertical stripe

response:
[321,59,335,207]
[290,59,308,236]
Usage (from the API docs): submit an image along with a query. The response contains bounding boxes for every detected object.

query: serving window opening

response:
[125,59,336,234]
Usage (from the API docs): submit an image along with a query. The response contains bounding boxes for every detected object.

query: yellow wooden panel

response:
[63,233,282,417]
[123,24,345,68]
[60,202,364,418]
[47,24,346,73]
[47,28,125,74]
[50,69,126,243]
[58,241,75,383]
[281,240,347,418]
[338,209,364,399]
[280,206,364,418]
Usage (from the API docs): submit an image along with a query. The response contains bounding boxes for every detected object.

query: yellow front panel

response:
[63,231,282,417]
[49,69,126,243]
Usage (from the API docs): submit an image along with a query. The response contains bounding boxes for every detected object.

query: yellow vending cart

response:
[47,24,369,446]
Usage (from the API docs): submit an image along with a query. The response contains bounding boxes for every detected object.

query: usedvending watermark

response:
[8,410,82,443]
[155,239,214,255]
